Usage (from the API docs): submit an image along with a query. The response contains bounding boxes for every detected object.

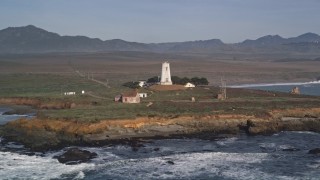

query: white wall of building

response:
[185,82,195,88]
[138,93,147,98]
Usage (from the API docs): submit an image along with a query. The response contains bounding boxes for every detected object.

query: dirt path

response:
[90,78,110,88]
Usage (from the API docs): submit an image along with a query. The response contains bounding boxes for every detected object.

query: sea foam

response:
[229,80,320,88]
[90,151,276,179]
[0,151,95,179]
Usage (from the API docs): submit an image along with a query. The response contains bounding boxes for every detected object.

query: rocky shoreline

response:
[1,107,320,152]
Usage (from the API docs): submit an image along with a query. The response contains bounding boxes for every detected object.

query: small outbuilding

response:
[138,81,147,87]
[121,91,140,103]
[114,95,122,102]
[64,92,76,95]
[291,87,300,95]
[184,82,195,88]
[217,93,226,100]
[138,93,148,98]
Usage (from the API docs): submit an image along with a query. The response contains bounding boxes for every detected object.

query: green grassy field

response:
[1,73,320,122]
[0,51,320,121]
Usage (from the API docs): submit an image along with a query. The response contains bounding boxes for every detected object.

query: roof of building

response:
[122,91,138,97]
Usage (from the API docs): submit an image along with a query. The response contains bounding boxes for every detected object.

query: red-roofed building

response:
[121,91,140,103]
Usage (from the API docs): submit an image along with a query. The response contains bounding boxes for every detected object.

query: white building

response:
[138,93,148,98]
[138,81,146,87]
[64,92,76,95]
[160,61,172,85]
[185,82,195,88]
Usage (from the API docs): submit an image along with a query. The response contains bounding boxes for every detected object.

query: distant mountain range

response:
[1,25,320,54]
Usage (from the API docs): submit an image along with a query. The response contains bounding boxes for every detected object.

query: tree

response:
[180,77,190,85]
[191,77,200,85]
[147,75,208,85]
[147,76,159,83]
[171,76,191,85]
[191,77,209,86]
[199,77,209,85]
[171,76,181,84]
[122,81,140,89]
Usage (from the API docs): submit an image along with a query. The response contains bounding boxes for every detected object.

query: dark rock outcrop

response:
[281,148,300,152]
[1,108,320,152]
[54,148,97,165]
[308,148,320,155]
[128,139,145,152]
[246,118,320,136]
[247,119,280,135]
[167,160,175,165]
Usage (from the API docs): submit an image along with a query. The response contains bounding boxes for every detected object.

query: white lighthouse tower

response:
[160,61,172,85]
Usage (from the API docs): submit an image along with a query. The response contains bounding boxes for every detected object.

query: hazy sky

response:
[1,0,320,43]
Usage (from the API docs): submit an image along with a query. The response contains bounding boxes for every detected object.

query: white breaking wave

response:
[216,137,238,146]
[292,131,320,135]
[0,151,95,180]
[74,171,85,179]
[91,151,289,179]
[229,80,320,88]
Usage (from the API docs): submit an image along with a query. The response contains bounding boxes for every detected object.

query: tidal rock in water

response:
[128,140,145,152]
[280,145,300,152]
[54,148,97,165]
[167,160,175,165]
[308,148,320,155]
[259,143,276,152]
[282,148,300,152]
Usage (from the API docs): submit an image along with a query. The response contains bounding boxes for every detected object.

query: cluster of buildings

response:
[63,90,85,96]
[94,62,303,104]
[114,91,147,103]
[115,61,195,103]
[291,87,300,94]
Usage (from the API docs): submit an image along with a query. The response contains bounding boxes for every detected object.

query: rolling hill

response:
[0,25,320,55]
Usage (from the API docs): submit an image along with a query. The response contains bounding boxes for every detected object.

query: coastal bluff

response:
[1,107,320,151]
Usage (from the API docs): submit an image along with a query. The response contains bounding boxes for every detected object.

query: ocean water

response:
[0,132,319,179]
[0,84,320,179]
[0,107,33,125]
[230,81,320,96]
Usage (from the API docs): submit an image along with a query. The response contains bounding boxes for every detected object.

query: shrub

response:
[147,76,159,83]
[122,81,140,89]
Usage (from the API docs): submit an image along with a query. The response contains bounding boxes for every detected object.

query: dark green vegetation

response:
[147,76,160,83]
[171,76,209,86]
[122,81,140,89]
[124,76,209,89]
